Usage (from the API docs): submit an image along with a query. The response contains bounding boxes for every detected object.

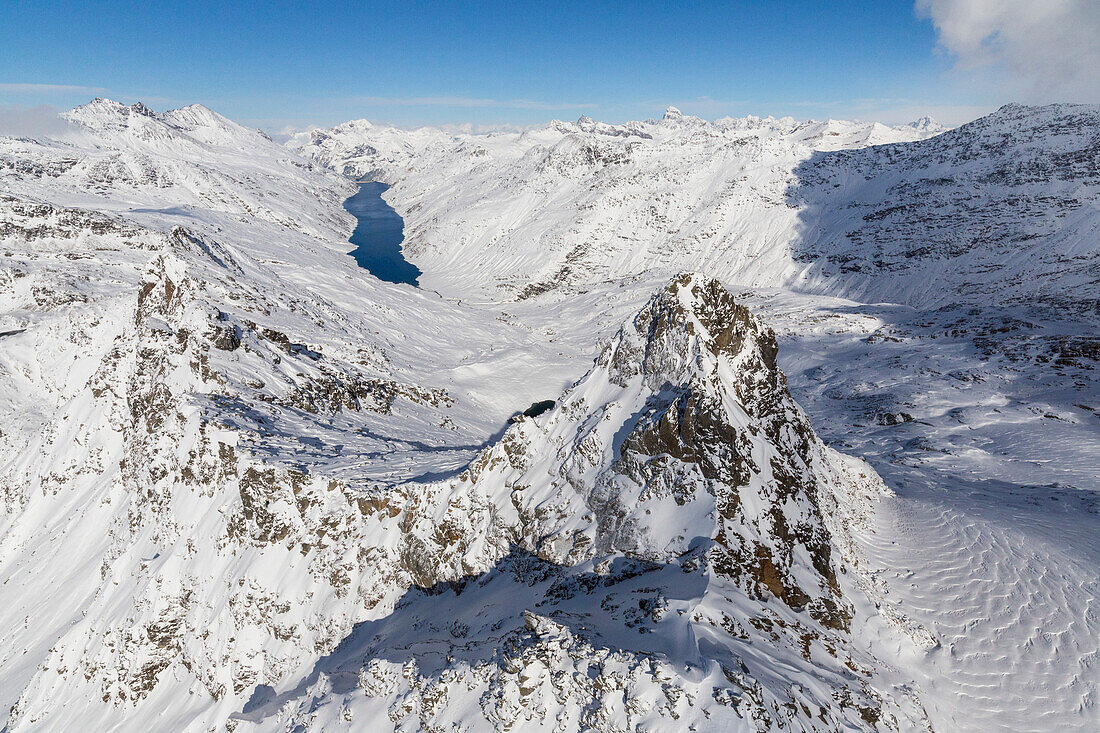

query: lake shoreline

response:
[343,181,422,287]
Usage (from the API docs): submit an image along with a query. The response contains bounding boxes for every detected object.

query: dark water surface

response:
[343,182,421,286]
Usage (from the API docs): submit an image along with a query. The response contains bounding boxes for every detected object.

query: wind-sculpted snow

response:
[735,287,1100,732]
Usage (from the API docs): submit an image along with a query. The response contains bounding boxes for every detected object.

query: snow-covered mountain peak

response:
[439,274,880,628]
[0,97,353,240]
[654,105,714,131]
[62,97,167,136]
[160,103,263,143]
[600,273,778,390]
[127,100,156,116]
[319,117,377,138]
[238,274,916,729]
[62,98,268,148]
[906,114,944,134]
[162,102,229,125]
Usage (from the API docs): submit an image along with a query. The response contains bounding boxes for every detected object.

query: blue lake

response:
[343,182,422,286]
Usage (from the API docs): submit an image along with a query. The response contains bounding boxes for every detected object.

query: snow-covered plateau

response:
[0,98,1096,731]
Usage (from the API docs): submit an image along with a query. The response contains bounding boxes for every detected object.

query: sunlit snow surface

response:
[741,290,1100,731]
[0,99,1096,731]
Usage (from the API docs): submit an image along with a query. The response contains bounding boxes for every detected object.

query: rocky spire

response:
[400,274,884,634]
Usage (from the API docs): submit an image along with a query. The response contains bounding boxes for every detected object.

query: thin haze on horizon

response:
[1,0,1098,133]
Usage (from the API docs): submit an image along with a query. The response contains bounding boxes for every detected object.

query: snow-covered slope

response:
[790,103,1100,309]
[0,187,923,730]
[289,106,951,301]
[234,274,928,731]
[295,103,1097,313]
[0,98,352,240]
[0,101,586,730]
[1,100,1097,732]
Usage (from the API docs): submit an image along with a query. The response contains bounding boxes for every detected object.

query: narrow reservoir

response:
[343,181,421,286]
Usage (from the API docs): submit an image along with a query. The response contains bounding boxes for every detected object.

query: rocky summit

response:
[233,273,917,731]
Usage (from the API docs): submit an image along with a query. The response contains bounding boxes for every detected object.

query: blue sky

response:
[2,0,1096,131]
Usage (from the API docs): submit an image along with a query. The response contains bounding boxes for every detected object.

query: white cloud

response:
[917,0,1100,102]
[0,104,79,138]
[0,83,107,95]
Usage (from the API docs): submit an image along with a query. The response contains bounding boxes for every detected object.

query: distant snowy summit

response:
[62,97,272,146]
[285,104,949,183]
[906,114,947,134]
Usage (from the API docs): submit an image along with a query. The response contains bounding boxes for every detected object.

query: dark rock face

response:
[599,275,850,625]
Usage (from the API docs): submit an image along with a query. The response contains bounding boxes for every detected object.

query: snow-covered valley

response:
[0,98,1096,732]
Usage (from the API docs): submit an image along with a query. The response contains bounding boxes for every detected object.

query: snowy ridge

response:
[0,196,463,729]
[0,104,577,729]
[234,274,928,731]
[1,98,354,241]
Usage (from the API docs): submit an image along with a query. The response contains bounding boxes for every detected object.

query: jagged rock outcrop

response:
[416,276,872,609]
[237,274,923,731]
[2,221,916,730]
[0,192,471,730]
